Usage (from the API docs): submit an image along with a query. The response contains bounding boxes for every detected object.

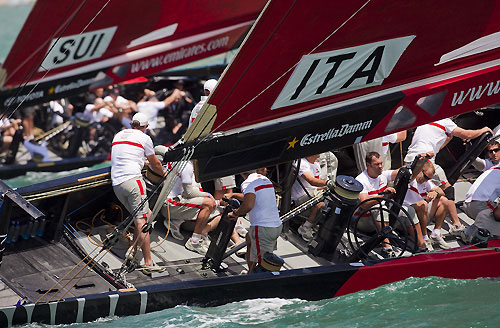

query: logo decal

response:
[272,36,415,110]
[299,120,372,147]
[287,137,299,149]
[41,26,117,70]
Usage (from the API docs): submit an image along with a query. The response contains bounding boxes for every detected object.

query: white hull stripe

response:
[109,293,119,317]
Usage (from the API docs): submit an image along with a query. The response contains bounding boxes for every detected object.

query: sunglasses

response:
[488,148,500,154]
[422,173,432,180]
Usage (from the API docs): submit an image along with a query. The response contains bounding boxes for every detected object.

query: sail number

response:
[41,27,117,70]
[271,36,415,110]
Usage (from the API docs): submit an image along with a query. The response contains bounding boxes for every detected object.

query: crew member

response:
[356,152,426,256]
[461,164,500,239]
[472,140,500,172]
[228,168,282,273]
[404,117,492,199]
[111,112,165,274]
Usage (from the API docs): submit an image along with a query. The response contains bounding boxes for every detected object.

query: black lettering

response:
[53,40,74,64]
[73,35,96,60]
[290,59,320,100]
[89,33,104,57]
[316,52,355,94]
[341,45,384,89]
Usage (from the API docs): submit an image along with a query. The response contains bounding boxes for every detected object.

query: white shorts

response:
[214,175,236,191]
[248,225,282,263]
[113,177,149,220]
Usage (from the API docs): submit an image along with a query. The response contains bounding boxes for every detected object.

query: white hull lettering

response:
[300,120,372,146]
[451,79,500,107]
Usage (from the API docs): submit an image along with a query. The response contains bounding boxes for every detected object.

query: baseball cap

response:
[132,112,148,127]
[204,79,217,94]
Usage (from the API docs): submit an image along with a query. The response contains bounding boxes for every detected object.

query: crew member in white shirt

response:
[228,168,282,273]
[403,161,465,250]
[291,154,327,242]
[111,113,165,274]
[137,88,182,131]
[472,140,500,172]
[404,117,492,199]
[356,152,426,255]
[161,160,219,255]
[462,164,500,238]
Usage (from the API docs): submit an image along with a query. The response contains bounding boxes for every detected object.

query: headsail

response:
[181,0,500,181]
[0,0,266,109]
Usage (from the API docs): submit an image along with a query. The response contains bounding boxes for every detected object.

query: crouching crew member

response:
[228,168,282,273]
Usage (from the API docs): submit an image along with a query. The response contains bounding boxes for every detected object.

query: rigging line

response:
[3,0,111,121]
[187,0,372,147]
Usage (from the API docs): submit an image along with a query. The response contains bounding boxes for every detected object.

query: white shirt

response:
[241,173,281,227]
[168,161,196,198]
[356,169,394,195]
[188,96,207,127]
[404,118,457,162]
[403,179,436,206]
[49,101,64,127]
[465,165,500,203]
[137,101,166,129]
[291,159,321,201]
[83,104,113,123]
[111,129,155,186]
[381,132,398,157]
[104,95,129,107]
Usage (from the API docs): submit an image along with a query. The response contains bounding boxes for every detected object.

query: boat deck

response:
[0,176,478,308]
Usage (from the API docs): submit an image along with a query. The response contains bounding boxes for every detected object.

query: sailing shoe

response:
[185,238,208,255]
[298,224,314,242]
[448,224,465,237]
[424,238,434,251]
[164,219,184,241]
[201,234,211,249]
[141,263,166,275]
[431,235,452,249]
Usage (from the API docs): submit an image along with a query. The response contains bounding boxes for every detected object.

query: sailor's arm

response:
[146,153,164,176]
[182,183,211,198]
[451,126,493,141]
[471,158,486,171]
[163,89,182,106]
[301,171,327,188]
[230,193,255,218]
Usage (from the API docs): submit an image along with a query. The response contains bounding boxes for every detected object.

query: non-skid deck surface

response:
[0,240,114,307]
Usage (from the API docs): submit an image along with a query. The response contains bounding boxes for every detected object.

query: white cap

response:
[132,112,148,127]
[204,79,218,95]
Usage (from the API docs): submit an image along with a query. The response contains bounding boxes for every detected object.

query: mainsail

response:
[180,0,500,181]
[0,0,266,109]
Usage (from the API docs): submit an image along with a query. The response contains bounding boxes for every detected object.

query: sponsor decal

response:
[130,35,230,74]
[298,120,372,147]
[272,36,415,110]
[4,90,44,107]
[48,77,95,94]
[451,79,500,107]
[41,26,117,70]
